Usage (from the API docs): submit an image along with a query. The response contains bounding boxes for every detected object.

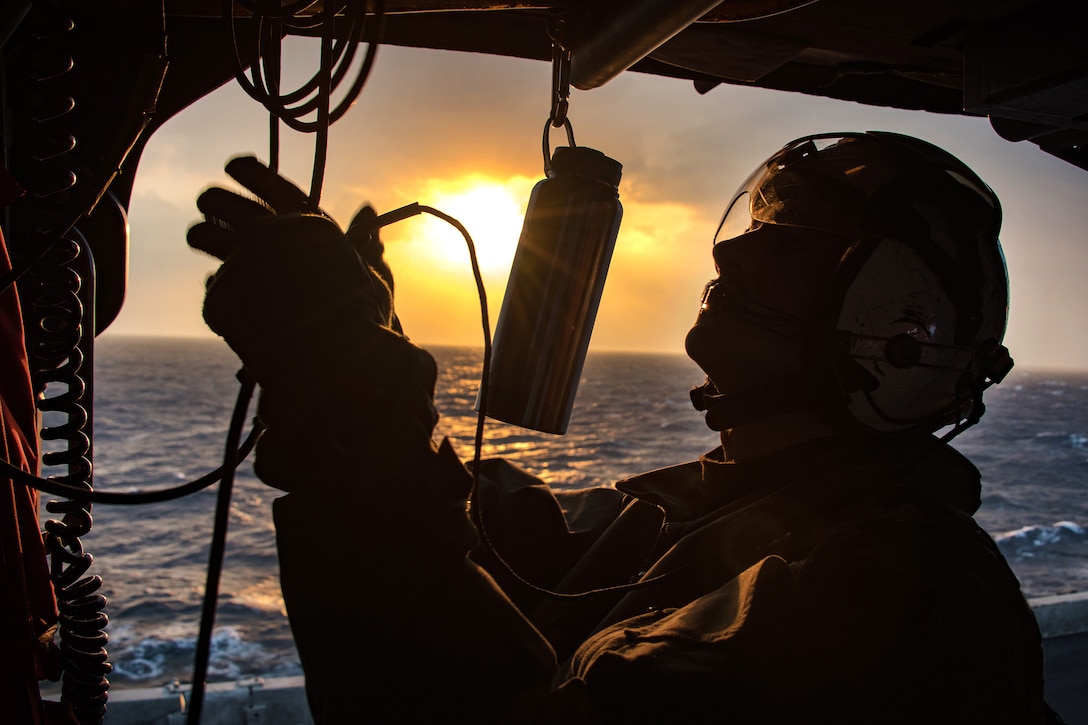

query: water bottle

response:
[480,143,623,434]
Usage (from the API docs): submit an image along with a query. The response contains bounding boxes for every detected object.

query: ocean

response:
[39,336,1088,688]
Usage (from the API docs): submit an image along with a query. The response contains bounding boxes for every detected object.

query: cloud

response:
[105,44,1088,370]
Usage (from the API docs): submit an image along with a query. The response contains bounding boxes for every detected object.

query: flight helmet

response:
[695,131,1013,436]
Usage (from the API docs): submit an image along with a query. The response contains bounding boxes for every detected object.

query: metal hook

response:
[548,16,572,129]
[542,116,577,175]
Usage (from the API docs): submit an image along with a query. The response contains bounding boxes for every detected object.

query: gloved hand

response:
[188,157,440,490]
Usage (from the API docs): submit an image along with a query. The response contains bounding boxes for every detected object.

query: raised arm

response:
[188,158,556,721]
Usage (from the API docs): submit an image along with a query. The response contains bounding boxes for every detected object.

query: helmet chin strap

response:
[689,376,818,432]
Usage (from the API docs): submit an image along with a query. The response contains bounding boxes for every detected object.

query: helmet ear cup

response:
[826,236,967,434]
[821,231,1010,436]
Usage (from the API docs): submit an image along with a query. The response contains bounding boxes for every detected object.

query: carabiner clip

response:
[543,14,577,175]
[550,45,572,128]
[548,16,572,129]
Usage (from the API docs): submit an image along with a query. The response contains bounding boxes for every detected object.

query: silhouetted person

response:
[188,132,1049,723]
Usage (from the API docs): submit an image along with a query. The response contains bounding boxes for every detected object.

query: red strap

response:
[1,225,72,723]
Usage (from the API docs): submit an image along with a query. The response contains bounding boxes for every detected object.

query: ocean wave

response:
[107,624,301,684]
[995,521,1088,559]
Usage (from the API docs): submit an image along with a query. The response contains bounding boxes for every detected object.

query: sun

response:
[403,174,536,275]
[375,173,539,343]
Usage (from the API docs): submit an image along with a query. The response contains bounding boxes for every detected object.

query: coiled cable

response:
[32,233,110,725]
[6,3,112,719]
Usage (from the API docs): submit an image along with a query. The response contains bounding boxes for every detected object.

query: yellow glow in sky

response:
[371,174,537,346]
[393,174,537,275]
[374,172,711,351]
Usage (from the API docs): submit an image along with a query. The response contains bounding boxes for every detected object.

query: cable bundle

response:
[226,0,386,206]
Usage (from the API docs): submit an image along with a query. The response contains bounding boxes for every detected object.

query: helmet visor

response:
[714,133,1001,245]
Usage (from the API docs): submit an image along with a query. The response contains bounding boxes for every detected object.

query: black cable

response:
[186,369,257,725]
[224,0,386,209]
[264,17,281,173]
[0,423,261,504]
[416,206,491,479]
[225,0,383,133]
[306,2,334,209]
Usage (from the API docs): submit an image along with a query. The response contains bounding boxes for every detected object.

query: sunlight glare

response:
[407,174,535,274]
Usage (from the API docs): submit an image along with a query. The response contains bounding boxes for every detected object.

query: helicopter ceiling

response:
[4,1,1087,184]
[170,0,1085,171]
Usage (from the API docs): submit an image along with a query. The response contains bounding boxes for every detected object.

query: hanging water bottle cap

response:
[550,145,623,188]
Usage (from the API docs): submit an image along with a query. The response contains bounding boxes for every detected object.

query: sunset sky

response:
[109,40,1088,371]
